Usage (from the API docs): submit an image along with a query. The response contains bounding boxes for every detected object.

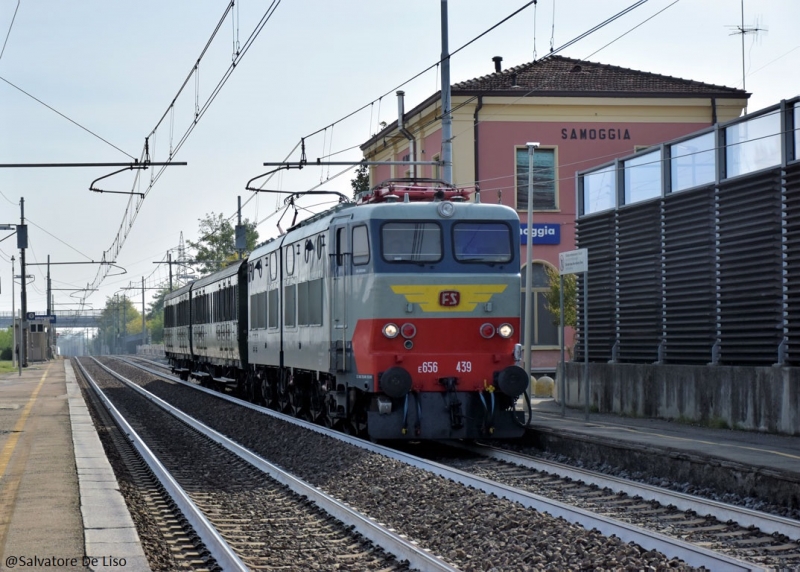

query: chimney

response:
[492,56,503,73]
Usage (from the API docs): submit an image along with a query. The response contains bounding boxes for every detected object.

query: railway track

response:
[75,357,453,572]
[74,361,220,571]
[101,355,786,570]
[413,441,800,571]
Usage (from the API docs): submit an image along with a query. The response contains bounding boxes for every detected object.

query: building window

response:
[516,148,556,211]
[520,262,559,347]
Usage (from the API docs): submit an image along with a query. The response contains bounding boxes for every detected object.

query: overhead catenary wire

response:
[80,0,283,308]
[0,75,135,160]
[0,0,20,61]
[316,0,656,172]
[244,0,661,251]
[65,0,711,311]
[583,0,681,61]
[300,0,539,143]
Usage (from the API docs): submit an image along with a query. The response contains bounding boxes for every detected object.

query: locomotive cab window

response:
[453,222,512,263]
[352,225,370,265]
[381,222,442,263]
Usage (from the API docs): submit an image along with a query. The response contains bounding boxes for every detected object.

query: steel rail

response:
[96,358,459,572]
[118,357,764,571]
[73,358,248,572]
[457,442,800,541]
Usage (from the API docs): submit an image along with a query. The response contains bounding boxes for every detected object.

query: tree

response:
[98,295,140,353]
[543,265,577,328]
[351,163,370,200]
[186,212,259,275]
[145,288,170,343]
[0,326,13,360]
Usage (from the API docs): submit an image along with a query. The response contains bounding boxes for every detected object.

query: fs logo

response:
[439,290,460,307]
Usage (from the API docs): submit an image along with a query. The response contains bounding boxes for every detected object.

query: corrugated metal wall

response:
[716,170,784,365]
[616,201,661,362]
[785,162,800,364]
[574,211,615,362]
[576,165,794,366]
[662,185,716,364]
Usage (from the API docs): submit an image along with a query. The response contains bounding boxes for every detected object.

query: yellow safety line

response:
[0,366,51,480]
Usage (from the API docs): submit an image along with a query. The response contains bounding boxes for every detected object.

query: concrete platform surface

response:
[0,360,150,572]
[529,398,800,476]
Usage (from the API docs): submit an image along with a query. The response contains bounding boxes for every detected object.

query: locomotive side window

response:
[381,222,442,262]
[453,222,512,263]
[298,282,308,325]
[258,291,267,328]
[268,289,278,328]
[352,225,370,265]
[298,278,324,326]
[251,291,268,329]
[284,284,297,327]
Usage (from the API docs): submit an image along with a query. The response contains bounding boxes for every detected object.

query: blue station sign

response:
[520,223,560,245]
[29,313,57,323]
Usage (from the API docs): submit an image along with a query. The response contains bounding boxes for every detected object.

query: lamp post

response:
[523,142,540,393]
[11,256,19,375]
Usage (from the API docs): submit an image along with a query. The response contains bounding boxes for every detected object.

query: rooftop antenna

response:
[727,0,766,114]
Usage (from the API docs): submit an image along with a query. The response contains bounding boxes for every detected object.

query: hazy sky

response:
[0,0,797,318]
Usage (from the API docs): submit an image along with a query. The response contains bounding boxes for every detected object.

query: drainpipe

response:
[473,95,483,197]
[711,97,718,125]
[397,91,416,179]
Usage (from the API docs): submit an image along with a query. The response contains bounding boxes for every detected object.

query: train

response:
[164,179,530,440]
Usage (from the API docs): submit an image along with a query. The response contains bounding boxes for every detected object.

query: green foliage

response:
[97,296,140,351]
[0,326,13,358]
[148,312,164,344]
[145,288,169,344]
[351,163,370,199]
[187,212,259,275]
[543,266,577,327]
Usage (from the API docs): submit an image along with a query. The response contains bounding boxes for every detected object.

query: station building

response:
[360,55,747,373]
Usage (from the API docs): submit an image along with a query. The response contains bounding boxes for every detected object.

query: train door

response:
[330,222,349,372]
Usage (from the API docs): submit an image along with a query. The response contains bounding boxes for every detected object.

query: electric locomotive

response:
[165,180,529,440]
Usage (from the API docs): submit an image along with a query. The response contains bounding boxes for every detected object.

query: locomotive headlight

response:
[498,323,514,338]
[382,323,399,338]
[479,323,495,339]
[436,201,455,218]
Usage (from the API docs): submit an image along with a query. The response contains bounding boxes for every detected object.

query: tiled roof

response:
[453,55,748,97]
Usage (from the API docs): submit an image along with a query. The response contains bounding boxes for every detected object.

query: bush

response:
[0,348,11,360]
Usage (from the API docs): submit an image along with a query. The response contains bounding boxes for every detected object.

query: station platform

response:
[0,360,149,572]
[527,398,800,509]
